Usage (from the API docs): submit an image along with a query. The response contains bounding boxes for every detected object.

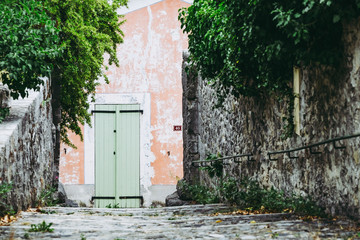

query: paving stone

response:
[0,204,359,239]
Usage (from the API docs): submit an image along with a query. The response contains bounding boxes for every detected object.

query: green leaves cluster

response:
[180,0,360,135]
[180,0,360,95]
[200,153,224,178]
[179,177,325,217]
[0,0,127,145]
[45,0,127,145]
[0,107,10,124]
[219,177,326,216]
[29,220,54,233]
[0,182,15,217]
[177,180,219,204]
[38,186,60,207]
[0,0,61,99]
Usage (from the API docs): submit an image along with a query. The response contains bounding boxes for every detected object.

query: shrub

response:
[0,182,15,217]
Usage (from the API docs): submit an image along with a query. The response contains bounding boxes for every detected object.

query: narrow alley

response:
[1,204,359,239]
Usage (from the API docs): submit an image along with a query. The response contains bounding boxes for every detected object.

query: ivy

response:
[179,0,360,137]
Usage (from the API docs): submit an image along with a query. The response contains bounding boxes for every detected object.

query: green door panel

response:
[94,104,141,208]
[94,105,117,208]
[117,105,141,208]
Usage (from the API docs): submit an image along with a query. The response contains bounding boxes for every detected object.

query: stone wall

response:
[182,55,200,184]
[182,19,360,218]
[0,80,55,212]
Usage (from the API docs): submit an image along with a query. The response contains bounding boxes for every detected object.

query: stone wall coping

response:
[0,88,43,149]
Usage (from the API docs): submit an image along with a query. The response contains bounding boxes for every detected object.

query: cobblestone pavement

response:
[0,204,359,239]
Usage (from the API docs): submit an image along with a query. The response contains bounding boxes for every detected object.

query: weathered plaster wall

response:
[98,0,188,186]
[182,19,360,218]
[0,80,55,211]
[60,0,190,205]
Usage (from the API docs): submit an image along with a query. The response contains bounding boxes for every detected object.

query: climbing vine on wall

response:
[179,0,360,137]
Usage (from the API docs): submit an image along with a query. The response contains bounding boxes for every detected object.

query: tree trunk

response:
[51,66,62,186]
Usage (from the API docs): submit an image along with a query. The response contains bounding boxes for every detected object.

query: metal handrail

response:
[268,132,360,161]
[192,153,254,167]
[191,132,360,166]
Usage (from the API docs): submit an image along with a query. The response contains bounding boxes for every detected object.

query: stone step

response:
[0,204,358,239]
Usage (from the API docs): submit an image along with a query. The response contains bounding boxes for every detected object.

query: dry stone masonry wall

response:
[182,19,360,218]
[0,79,55,212]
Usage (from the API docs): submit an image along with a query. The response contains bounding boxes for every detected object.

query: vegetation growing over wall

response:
[0,182,14,217]
[0,107,9,124]
[0,0,61,99]
[0,0,127,147]
[179,0,360,136]
[179,177,326,217]
[46,0,127,146]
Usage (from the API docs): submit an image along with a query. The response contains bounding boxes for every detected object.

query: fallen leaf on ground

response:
[0,214,17,226]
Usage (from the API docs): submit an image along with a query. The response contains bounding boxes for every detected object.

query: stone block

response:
[0,79,54,212]
[0,85,10,108]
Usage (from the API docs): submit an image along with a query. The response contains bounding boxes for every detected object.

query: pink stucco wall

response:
[60,0,189,186]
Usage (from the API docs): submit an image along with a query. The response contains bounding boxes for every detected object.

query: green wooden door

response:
[94,104,141,208]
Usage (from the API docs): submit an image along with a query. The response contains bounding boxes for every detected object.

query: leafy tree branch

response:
[0,0,127,148]
[179,0,360,137]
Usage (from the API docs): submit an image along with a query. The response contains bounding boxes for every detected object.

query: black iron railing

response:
[191,133,360,167]
[267,132,360,161]
[192,153,254,167]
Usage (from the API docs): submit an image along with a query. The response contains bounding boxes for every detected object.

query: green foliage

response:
[0,107,9,123]
[38,186,59,207]
[29,220,54,233]
[200,153,223,178]
[178,180,219,204]
[39,209,57,214]
[219,177,326,217]
[179,0,360,137]
[0,0,127,146]
[0,182,15,217]
[271,233,279,239]
[181,176,325,217]
[45,0,127,146]
[105,203,120,208]
[0,0,62,99]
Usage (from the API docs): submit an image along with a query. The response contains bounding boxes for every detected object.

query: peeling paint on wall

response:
[59,126,84,184]
[60,0,189,203]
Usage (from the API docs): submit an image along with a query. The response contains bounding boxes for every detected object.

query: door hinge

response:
[91,196,115,201]
[119,110,143,114]
[119,196,144,205]
[91,110,116,114]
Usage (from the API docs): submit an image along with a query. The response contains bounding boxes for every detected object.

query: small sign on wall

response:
[173,125,182,131]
